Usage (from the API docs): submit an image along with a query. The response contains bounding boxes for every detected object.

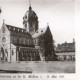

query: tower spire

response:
[29,0,32,10]
[47,22,49,27]
[3,19,5,24]
[29,0,31,7]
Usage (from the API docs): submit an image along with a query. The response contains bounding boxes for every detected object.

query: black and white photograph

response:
[0,0,75,74]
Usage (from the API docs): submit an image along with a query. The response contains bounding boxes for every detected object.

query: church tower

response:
[23,0,38,35]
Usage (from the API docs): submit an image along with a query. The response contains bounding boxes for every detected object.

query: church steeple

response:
[3,19,5,24]
[29,0,32,10]
[47,22,49,27]
[23,0,39,35]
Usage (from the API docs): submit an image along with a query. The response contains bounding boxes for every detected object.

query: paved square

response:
[0,61,75,73]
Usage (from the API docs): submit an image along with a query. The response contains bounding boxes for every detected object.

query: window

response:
[11,37,14,43]
[2,37,6,42]
[23,39,25,44]
[22,30,23,32]
[3,26,5,33]
[14,28,15,30]
[41,30,43,32]
[35,39,36,44]
[19,38,22,44]
[25,40,27,45]
[5,49,8,57]
[12,50,14,55]
[9,27,11,29]
[25,15,27,19]
[21,38,23,44]
[17,39,19,44]
[29,39,31,45]
[27,39,29,45]
[18,29,19,31]
[35,39,37,44]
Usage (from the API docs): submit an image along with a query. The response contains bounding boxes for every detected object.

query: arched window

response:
[1,47,4,60]
[25,39,28,45]
[23,39,25,44]
[35,39,36,44]
[19,38,21,44]
[5,49,8,57]
[29,39,31,45]
[2,37,6,43]
[17,38,19,44]
[21,38,23,44]
[12,50,14,55]
[2,26,5,33]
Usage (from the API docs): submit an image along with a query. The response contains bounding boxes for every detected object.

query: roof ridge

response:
[6,24,25,30]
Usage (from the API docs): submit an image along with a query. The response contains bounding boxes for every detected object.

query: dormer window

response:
[9,27,11,29]
[14,28,15,30]
[22,30,23,32]
[18,29,19,31]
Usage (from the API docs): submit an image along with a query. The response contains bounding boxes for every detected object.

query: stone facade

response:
[0,22,39,62]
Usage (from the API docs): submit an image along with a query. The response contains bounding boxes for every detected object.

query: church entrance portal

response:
[1,47,4,60]
[0,47,8,62]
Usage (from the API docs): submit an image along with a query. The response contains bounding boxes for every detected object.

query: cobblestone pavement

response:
[0,61,75,73]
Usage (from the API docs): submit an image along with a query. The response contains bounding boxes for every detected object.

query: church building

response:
[0,3,55,62]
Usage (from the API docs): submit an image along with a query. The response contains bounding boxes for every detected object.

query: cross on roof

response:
[29,0,31,7]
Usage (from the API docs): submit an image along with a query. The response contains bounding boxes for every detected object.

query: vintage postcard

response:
[0,0,79,80]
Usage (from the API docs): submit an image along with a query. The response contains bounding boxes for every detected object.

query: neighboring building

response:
[0,3,55,62]
[55,39,75,61]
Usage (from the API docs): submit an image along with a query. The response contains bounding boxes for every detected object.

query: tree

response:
[43,26,58,61]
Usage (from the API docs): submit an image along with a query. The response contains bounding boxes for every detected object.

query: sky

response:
[0,0,75,45]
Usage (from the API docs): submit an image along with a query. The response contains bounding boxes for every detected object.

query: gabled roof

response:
[32,28,47,38]
[6,24,31,36]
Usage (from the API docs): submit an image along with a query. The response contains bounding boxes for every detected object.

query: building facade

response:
[0,4,54,62]
[55,40,75,61]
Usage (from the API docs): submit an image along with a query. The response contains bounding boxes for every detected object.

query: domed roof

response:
[23,6,38,21]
